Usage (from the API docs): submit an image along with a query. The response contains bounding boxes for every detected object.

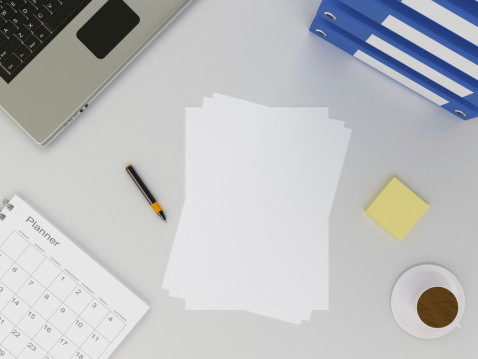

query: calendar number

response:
[0,349,4,356]
[11,267,17,273]
[60,338,68,345]
[27,311,35,319]
[76,289,81,295]
[75,352,84,359]
[11,330,20,338]
[27,342,36,351]
[75,320,84,328]
[11,298,19,305]
[43,325,52,333]
[91,333,100,342]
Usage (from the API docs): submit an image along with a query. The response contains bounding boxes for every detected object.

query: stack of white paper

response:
[163,94,352,324]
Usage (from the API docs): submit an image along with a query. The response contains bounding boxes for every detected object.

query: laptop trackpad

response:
[77,0,140,59]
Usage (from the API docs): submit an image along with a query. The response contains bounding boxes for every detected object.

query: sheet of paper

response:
[183,110,349,309]
[164,97,339,294]
[163,94,351,324]
[166,203,314,324]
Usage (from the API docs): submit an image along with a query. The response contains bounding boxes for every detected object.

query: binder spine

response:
[428,0,478,25]
[0,199,14,221]
[309,16,478,119]
[396,0,478,48]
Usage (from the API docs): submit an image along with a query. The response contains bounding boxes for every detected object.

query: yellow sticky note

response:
[365,177,429,240]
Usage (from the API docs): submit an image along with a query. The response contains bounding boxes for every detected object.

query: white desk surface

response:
[2,0,478,358]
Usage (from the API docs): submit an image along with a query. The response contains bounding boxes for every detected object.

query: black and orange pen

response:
[126,165,167,222]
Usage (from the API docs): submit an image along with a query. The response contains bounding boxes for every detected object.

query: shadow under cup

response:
[417,287,459,328]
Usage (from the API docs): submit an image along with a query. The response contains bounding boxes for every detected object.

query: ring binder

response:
[2,199,14,211]
[318,0,478,106]
[310,0,478,119]
[310,16,478,118]
[325,12,337,20]
[0,198,14,221]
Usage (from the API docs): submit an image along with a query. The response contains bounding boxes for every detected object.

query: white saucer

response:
[391,264,465,339]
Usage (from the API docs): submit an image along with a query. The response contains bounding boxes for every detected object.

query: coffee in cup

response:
[417,287,458,328]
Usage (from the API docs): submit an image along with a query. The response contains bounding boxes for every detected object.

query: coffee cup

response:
[391,264,465,339]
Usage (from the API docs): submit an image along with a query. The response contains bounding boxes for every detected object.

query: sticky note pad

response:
[365,177,429,240]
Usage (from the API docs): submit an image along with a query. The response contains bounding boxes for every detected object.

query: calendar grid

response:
[0,197,149,359]
[74,299,128,359]
[70,298,105,359]
[0,237,43,359]
[0,231,127,359]
[19,270,73,359]
[0,249,66,358]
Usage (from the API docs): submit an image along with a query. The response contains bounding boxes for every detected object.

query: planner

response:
[0,195,149,359]
[311,0,478,119]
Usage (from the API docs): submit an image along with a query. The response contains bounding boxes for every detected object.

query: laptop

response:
[0,0,194,145]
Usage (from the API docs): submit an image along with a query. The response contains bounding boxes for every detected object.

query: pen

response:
[126,165,167,222]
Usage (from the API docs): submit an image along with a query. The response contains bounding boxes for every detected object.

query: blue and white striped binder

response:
[310,0,478,119]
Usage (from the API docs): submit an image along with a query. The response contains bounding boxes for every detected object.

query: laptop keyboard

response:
[0,0,91,83]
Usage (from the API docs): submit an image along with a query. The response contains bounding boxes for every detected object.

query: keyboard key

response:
[0,35,21,62]
[23,33,38,51]
[24,15,40,31]
[15,25,31,41]
[29,0,47,8]
[0,31,7,47]
[0,5,15,20]
[1,21,17,38]
[45,0,86,31]
[2,53,20,73]
[43,0,60,13]
[34,23,49,41]
[11,12,27,27]
[9,0,25,10]
[20,1,36,17]
[35,6,52,22]
[14,43,30,60]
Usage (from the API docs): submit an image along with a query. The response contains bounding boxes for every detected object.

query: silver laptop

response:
[0,0,193,145]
